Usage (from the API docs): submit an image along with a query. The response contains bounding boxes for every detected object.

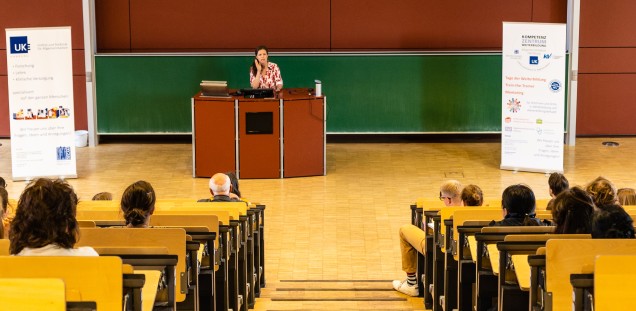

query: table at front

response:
[192,88,326,179]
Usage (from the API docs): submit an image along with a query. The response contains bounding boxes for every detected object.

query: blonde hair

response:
[440,180,463,199]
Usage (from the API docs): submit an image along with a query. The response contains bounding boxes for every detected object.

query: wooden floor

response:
[1,136,635,310]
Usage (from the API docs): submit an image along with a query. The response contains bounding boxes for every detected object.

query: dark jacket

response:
[198,195,241,202]
[489,213,543,226]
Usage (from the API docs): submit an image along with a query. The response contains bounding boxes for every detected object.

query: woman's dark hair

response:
[461,184,483,206]
[226,171,242,198]
[592,204,636,239]
[0,176,6,188]
[120,181,156,227]
[0,187,7,239]
[502,184,536,215]
[0,187,8,213]
[548,173,569,197]
[250,45,269,76]
[9,178,79,254]
[501,184,539,226]
[551,187,594,234]
[92,192,113,201]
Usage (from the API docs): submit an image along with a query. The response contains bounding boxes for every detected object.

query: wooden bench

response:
[473,226,554,311]
[594,255,636,311]
[0,278,67,310]
[150,214,221,311]
[496,234,590,311]
[451,209,503,311]
[544,239,636,311]
[157,201,257,311]
[75,208,235,311]
[437,207,500,311]
[76,227,185,310]
[0,256,123,310]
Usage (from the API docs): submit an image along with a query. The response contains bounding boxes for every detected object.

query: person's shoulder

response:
[197,198,212,202]
[73,246,99,257]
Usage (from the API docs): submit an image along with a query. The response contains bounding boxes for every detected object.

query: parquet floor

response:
[1,136,635,310]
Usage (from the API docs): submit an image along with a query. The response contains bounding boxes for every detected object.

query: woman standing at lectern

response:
[250,45,283,91]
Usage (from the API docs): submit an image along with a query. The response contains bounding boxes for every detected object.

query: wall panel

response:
[129,0,331,50]
[577,74,636,135]
[580,0,636,47]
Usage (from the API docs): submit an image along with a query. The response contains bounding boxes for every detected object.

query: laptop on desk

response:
[200,81,230,97]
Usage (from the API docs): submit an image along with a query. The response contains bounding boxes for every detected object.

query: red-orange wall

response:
[0,0,87,137]
[96,0,566,52]
[577,0,636,135]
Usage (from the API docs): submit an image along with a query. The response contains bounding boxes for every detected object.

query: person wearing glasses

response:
[392,180,463,296]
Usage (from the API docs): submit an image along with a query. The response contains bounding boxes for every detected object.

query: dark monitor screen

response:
[245,112,273,134]
[240,88,274,98]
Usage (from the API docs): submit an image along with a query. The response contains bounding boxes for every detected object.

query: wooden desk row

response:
[0,200,266,311]
[76,199,266,311]
[409,199,636,311]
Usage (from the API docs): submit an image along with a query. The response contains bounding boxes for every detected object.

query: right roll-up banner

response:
[500,22,566,173]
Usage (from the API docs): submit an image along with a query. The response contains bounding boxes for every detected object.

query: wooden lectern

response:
[192,88,326,179]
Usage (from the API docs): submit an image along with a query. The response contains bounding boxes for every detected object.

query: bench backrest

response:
[0,278,66,310]
[546,239,636,311]
[76,227,187,302]
[0,256,123,310]
[452,208,502,260]
[594,255,636,311]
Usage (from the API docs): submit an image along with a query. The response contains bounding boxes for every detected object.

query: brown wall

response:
[0,0,87,137]
[96,0,566,52]
[577,0,636,135]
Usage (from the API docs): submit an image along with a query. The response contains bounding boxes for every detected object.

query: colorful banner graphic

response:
[501,22,566,173]
[5,27,77,180]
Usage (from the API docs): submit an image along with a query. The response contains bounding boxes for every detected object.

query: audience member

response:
[9,178,98,256]
[617,188,636,206]
[585,176,618,208]
[461,184,484,207]
[491,184,542,226]
[592,204,636,238]
[120,180,156,228]
[392,180,463,296]
[198,173,241,202]
[0,188,6,238]
[226,171,242,199]
[551,187,594,234]
[92,192,113,200]
[548,172,569,198]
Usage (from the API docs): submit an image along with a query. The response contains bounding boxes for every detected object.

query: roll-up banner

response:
[501,22,566,173]
[5,27,77,180]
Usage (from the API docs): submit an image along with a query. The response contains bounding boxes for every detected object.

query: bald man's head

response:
[209,173,231,195]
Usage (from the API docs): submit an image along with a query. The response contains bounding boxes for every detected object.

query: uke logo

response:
[10,36,30,54]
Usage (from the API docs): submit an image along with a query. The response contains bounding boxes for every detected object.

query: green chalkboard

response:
[95,54,505,134]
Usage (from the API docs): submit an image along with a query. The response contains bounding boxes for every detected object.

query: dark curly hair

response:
[121,180,156,227]
[552,186,594,234]
[9,178,79,254]
[593,204,636,239]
